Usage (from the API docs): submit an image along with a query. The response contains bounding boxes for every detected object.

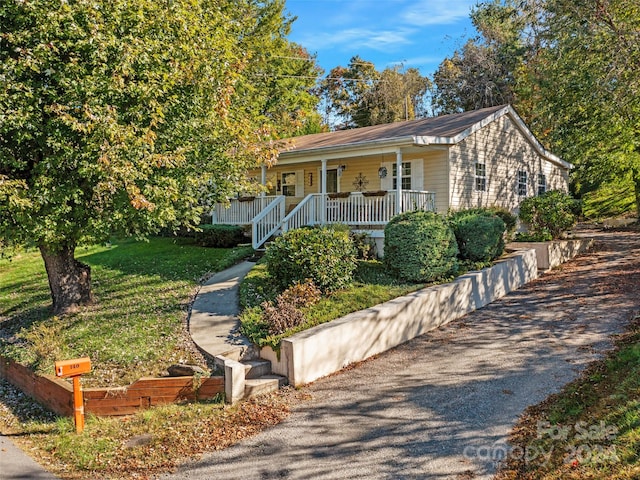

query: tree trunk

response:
[634,168,640,220]
[39,244,93,315]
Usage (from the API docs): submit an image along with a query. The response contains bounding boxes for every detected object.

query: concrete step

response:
[212,344,259,367]
[244,375,287,398]
[243,359,272,379]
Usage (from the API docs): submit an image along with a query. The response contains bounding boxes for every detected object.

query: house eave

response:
[417,105,572,170]
[277,136,418,164]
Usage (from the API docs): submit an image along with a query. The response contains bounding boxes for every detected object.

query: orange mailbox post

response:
[54,357,91,434]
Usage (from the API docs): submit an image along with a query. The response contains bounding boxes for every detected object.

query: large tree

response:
[432,0,528,114]
[233,0,324,138]
[521,0,640,214]
[0,0,320,314]
[320,57,431,129]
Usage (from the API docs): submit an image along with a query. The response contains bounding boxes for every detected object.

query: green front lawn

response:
[0,237,253,386]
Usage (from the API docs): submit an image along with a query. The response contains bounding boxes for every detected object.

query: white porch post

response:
[260,165,267,196]
[395,149,403,215]
[321,158,327,225]
[260,165,267,208]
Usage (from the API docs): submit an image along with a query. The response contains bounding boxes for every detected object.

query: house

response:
[212,104,572,250]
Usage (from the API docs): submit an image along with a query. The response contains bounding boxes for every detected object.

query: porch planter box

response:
[362,190,387,197]
[328,192,351,199]
[237,196,256,202]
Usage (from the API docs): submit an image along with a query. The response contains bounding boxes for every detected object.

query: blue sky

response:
[285,0,479,77]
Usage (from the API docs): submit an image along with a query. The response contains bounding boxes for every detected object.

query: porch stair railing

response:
[282,194,320,232]
[251,196,285,250]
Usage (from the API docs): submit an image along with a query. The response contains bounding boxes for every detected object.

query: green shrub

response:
[264,227,357,292]
[518,190,578,241]
[449,207,516,239]
[327,224,375,259]
[449,211,506,262]
[194,224,245,248]
[514,231,550,242]
[350,231,375,259]
[384,211,459,283]
[487,207,517,240]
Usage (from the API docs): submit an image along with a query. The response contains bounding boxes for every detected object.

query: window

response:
[392,162,412,190]
[537,173,547,195]
[281,172,296,197]
[475,162,486,191]
[517,170,528,196]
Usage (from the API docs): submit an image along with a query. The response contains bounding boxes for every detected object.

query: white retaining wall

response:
[507,238,593,271]
[262,249,538,386]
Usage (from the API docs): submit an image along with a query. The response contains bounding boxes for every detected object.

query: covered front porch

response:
[211,149,437,249]
[213,188,435,249]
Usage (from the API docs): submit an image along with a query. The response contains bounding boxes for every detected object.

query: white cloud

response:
[299,27,415,53]
[400,0,475,26]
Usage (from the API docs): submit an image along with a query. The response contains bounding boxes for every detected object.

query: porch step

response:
[243,359,272,379]
[256,240,273,252]
[244,375,288,398]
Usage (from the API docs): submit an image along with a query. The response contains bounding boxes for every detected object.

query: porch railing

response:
[282,194,319,232]
[401,190,436,213]
[251,196,285,250]
[281,190,436,230]
[212,191,436,249]
[211,196,280,225]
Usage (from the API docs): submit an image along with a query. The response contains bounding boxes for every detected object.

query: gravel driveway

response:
[163,229,640,480]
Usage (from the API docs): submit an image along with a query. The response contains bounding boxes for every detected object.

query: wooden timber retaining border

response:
[0,355,224,417]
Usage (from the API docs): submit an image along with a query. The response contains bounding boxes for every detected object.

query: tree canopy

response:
[432,0,527,114]
[320,56,431,129]
[523,0,640,213]
[433,0,640,216]
[0,0,321,313]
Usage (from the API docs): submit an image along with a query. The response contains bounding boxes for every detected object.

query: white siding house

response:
[212,105,571,249]
[447,112,568,212]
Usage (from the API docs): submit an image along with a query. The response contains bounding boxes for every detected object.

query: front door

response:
[325,169,338,193]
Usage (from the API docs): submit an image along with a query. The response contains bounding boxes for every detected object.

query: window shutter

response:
[411,160,423,190]
[380,162,393,190]
[295,170,304,197]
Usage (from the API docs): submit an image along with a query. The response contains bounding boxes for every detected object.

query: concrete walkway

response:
[0,434,59,479]
[189,261,256,360]
[163,230,640,480]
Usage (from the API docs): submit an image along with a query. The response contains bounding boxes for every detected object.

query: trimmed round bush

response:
[518,190,578,241]
[265,226,357,293]
[384,211,459,283]
[449,211,506,262]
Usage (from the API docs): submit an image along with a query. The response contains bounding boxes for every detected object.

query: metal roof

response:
[279,105,571,170]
